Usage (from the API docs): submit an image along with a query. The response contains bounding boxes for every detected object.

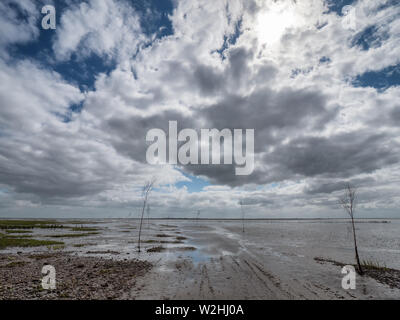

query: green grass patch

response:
[47,244,65,250]
[0,234,64,249]
[4,234,32,239]
[0,220,64,230]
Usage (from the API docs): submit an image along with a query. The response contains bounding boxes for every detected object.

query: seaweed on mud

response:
[147,246,166,253]
[45,232,99,238]
[70,227,99,232]
[174,247,196,251]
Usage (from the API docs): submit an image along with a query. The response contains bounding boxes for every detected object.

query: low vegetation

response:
[147,246,166,253]
[45,232,99,238]
[142,239,183,244]
[5,230,32,234]
[0,220,64,230]
[361,259,389,271]
[47,244,65,250]
[0,233,64,249]
[175,247,196,251]
[69,227,99,232]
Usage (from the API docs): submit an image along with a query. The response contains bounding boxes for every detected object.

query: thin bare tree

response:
[239,200,245,233]
[138,179,155,252]
[146,204,150,230]
[340,183,363,274]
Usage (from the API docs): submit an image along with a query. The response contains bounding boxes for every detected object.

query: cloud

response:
[304,177,376,195]
[269,132,399,179]
[0,0,40,54]
[52,0,146,62]
[1,0,400,218]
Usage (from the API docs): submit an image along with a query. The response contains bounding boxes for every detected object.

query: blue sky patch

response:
[351,25,389,51]
[324,0,356,15]
[353,63,400,90]
[176,170,210,193]
[215,17,242,59]
[8,0,175,92]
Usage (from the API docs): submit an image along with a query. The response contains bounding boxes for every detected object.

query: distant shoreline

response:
[0,217,397,221]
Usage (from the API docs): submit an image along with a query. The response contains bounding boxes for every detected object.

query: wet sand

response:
[1,219,400,299]
[130,220,400,300]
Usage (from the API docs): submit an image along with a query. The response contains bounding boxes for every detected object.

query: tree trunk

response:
[137,198,147,252]
[351,216,363,275]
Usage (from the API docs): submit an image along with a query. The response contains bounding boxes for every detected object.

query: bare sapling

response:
[240,200,245,233]
[138,179,155,252]
[147,205,150,230]
[340,183,363,275]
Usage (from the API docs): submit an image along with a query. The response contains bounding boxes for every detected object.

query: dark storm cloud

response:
[304,177,376,195]
[183,163,269,187]
[389,106,400,125]
[200,87,336,148]
[239,197,275,207]
[179,85,338,186]
[193,64,225,95]
[268,132,399,179]
[104,110,197,163]
[0,137,115,199]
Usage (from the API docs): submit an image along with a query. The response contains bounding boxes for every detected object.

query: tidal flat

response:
[0,218,399,300]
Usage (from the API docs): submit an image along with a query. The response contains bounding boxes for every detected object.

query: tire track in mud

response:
[228,254,288,299]
[225,256,252,299]
[249,260,296,299]
[243,258,295,299]
[198,264,215,298]
[242,259,276,296]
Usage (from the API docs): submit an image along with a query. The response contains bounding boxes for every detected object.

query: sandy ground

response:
[1,219,400,300]
[0,252,151,300]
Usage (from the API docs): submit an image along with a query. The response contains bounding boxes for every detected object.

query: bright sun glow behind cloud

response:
[255,3,302,46]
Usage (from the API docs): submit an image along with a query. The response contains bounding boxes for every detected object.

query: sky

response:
[0,0,399,219]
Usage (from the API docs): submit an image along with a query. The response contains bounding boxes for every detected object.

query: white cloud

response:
[0,0,40,56]
[53,0,146,62]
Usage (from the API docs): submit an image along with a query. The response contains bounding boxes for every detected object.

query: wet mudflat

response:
[1,218,400,299]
